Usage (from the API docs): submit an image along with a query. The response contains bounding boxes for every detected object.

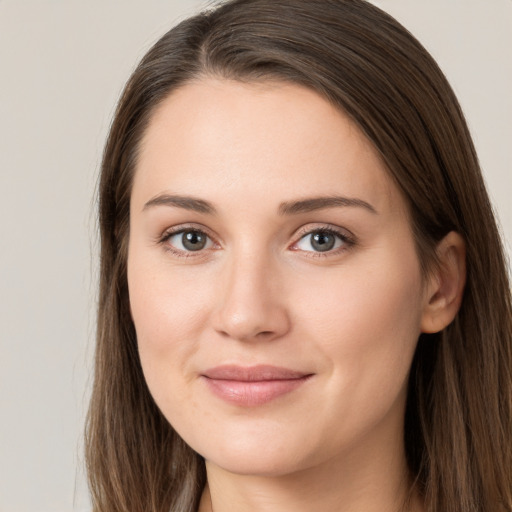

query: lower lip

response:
[202,376,312,407]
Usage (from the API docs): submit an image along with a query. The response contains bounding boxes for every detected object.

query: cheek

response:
[128,253,212,351]
[294,251,423,339]
[292,250,424,428]
[126,250,217,416]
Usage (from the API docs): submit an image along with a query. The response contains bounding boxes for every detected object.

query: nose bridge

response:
[213,245,289,342]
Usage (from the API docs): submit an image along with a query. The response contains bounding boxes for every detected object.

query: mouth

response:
[201,365,314,407]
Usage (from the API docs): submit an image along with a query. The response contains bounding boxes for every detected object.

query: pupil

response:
[182,231,206,251]
[311,232,335,252]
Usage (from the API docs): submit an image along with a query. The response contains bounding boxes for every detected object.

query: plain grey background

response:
[0,1,510,511]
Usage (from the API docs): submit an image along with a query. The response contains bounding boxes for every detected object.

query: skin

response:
[127,78,465,512]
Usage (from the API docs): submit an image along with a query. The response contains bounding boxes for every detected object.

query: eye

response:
[294,229,349,253]
[164,229,214,252]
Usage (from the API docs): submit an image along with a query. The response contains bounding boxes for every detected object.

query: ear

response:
[421,231,466,333]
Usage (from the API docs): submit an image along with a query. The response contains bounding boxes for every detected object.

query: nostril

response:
[216,328,278,341]
[257,331,275,338]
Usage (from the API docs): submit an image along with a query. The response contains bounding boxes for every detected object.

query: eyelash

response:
[157,224,356,259]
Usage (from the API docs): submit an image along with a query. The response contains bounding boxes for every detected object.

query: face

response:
[127,79,428,477]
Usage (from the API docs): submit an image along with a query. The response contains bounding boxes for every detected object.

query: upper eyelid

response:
[293,223,355,241]
[160,223,217,241]
[159,222,352,236]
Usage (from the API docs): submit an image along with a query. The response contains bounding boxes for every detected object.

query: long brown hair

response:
[86,1,512,510]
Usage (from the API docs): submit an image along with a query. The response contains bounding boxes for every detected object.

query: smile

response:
[201,365,314,407]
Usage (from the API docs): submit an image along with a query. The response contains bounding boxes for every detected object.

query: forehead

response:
[133,78,404,217]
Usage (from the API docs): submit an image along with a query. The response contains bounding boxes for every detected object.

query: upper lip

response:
[202,365,311,381]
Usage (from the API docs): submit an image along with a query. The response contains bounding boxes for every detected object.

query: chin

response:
[205,450,309,478]
[194,427,321,478]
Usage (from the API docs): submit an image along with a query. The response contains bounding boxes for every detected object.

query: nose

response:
[212,252,291,342]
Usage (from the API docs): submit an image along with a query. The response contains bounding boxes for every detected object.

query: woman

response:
[85,1,512,511]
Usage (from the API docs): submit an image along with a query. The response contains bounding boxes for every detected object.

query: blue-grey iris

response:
[182,231,207,251]
[311,232,336,252]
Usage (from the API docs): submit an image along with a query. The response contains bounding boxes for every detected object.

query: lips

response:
[201,365,313,406]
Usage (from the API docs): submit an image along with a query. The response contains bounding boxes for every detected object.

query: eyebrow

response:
[142,193,377,216]
[278,196,377,215]
[143,194,216,214]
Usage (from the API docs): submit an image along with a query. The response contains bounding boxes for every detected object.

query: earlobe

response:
[420,231,466,333]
